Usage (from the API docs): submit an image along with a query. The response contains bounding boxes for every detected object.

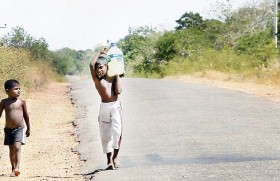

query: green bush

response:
[163,48,267,75]
[51,48,84,75]
[234,31,276,64]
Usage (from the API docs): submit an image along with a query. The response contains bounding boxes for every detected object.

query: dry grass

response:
[162,47,280,96]
[0,46,62,98]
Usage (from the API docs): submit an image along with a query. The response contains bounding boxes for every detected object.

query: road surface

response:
[69,78,280,181]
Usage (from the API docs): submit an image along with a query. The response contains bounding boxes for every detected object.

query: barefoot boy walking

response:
[0,79,31,176]
[90,47,123,170]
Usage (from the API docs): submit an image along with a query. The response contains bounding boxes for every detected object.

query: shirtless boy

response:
[0,79,31,176]
[89,47,123,170]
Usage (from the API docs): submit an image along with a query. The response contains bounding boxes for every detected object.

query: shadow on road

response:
[82,168,115,180]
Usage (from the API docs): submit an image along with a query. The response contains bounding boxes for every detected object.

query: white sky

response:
[0,0,245,50]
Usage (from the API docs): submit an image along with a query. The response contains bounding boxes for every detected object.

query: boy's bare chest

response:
[4,100,22,112]
[99,79,113,90]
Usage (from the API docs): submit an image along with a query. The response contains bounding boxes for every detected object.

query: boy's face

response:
[95,63,108,78]
[6,84,21,98]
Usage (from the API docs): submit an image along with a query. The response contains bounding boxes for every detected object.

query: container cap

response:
[110,42,117,47]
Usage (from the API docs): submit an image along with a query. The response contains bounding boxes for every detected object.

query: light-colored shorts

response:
[98,100,123,154]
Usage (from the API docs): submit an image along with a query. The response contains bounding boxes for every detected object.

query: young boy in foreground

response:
[0,79,31,176]
[89,48,123,170]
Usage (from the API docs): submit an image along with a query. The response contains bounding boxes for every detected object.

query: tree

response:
[118,26,159,63]
[154,31,177,61]
[234,30,276,63]
[51,53,75,75]
[228,5,273,38]
[154,28,212,61]
[1,27,30,48]
[200,19,226,49]
[51,48,83,75]
[76,50,84,61]
[0,26,49,60]
[209,0,273,46]
[28,38,49,59]
[175,12,204,30]
[118,26,162,75]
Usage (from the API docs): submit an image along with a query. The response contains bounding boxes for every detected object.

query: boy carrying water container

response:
[89,47,123,170]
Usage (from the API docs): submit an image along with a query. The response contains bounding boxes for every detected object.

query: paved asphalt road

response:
[69,77,280,181]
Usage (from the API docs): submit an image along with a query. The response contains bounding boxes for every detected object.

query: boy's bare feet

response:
[14,170,20,176]
[105,164,114,170]
[113,158,121,169]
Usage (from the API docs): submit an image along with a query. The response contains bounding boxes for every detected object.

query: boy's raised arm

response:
[90,47,107,81]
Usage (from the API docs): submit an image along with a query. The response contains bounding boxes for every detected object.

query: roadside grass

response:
[4,43,277,97]
[0,46,63,98]
[162,48,280,86]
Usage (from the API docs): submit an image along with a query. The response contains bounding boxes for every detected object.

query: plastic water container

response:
[106,43,125,77]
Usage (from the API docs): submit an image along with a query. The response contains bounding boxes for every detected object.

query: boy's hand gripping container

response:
[106,43,125,77]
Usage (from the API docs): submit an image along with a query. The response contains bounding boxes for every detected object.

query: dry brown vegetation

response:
[0,47,62,98]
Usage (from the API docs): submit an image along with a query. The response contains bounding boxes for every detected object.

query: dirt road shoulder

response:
[0,82,84,180]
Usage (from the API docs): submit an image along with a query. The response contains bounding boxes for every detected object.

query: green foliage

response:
[224,1,272,46]
[134,59,164,78]
[0,27,50,60]
[118,26,159,63]
[163,48,266,76]
[28,38,49,60]
[0,26,86,78]
[51,53,75,75]
[227,5,272,33]
[77,49,95,76]
[154,28,213,61]
[118,26,161,75]
[234,31,276,63]
[2,1,275,82]
[154,31,177,61]
[120,1,277,78]
[202,19,225,35]
[51,48,84,75]
[175,12,204,30]
[201,19,226,50]
[114,0,279,83]
[1,27,27,48]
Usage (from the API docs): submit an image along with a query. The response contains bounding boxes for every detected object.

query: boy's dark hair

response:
[4,79,20,90]
[95,56,108,70]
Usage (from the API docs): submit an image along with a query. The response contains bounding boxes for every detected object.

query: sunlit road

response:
[70,77,280,181]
